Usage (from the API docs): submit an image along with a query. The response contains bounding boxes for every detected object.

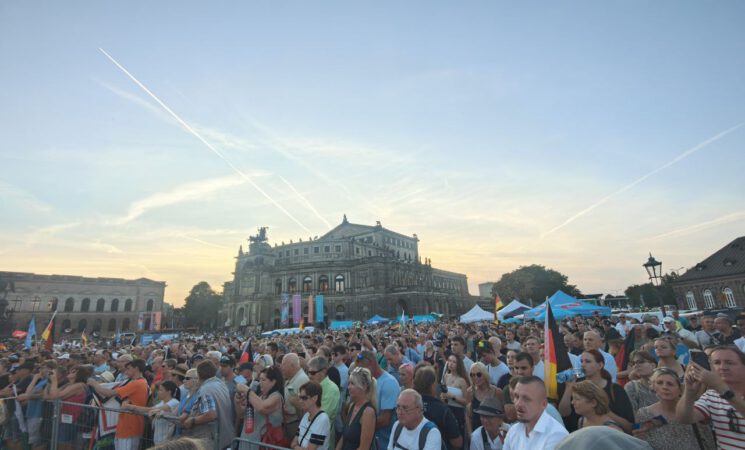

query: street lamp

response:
[643,253,663,287]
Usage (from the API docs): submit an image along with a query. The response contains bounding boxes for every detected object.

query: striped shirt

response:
[694,389,745,449]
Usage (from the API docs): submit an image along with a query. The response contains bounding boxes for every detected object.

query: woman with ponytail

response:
[125,380,181,444]
[559,349,635,433]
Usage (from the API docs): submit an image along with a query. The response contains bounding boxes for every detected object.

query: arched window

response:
[96,298,105,312]
[288,278,297,294]
[146,299,154,311]
[81,298,90,312]
[319,276,329,293]
[62,319,71,332]
[703,289,715,308]
[93,318,102,332]
[724,288,737,308]
[64,298,75,312]
[124,298,133,312]
[111,298,119,312]
[78,319,87,333]
[302,276,313,293]
[122,318,131,331]
[108,318,117,331]
[273,279,282,295]
[335,274,345,293]
[685,291,696,310]
[335,304,345,320]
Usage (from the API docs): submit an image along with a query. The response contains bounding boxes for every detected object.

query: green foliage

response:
[624,273,679,307]
[183,281,222,330]
[490,264,582,306]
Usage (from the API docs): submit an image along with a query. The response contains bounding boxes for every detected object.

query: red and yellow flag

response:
[494,294,504,324]
[40,310,56,351]
[299,318,305,330]
[544,301,572,401]
[81,330,88,347]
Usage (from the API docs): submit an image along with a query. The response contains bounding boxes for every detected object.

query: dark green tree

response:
[183,282,222,330]
[624,273,679,308]
[490,264,582,306]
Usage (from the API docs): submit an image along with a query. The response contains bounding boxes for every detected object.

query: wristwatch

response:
[721,389,736,400]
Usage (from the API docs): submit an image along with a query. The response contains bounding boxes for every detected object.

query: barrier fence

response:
[0,399,220,450]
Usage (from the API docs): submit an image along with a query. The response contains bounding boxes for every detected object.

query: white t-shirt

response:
[297,411,330,450]
[388,418,442,450]
[152,398,180,444]
[487,363,510,387]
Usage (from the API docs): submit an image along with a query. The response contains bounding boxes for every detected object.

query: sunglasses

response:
[729,408,741,433]
[469,372,483,378]
[308,370,322,376]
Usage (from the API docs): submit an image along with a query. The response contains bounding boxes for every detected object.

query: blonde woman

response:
[571,380,624,431]
[465,362,501,437]
[653,339,685,383]
[337,367,377,450]
[178,368,201,430]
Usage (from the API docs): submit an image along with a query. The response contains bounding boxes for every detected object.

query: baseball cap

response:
[662,316,675,324]
[220,355,236,367]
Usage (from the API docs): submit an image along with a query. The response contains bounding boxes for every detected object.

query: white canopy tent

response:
[459,305,495,323]
[497,299,532,321]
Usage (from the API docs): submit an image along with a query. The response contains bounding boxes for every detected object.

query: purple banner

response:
[292,294,302,324]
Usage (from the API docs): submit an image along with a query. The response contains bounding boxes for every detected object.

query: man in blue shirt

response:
[357,350,399,450]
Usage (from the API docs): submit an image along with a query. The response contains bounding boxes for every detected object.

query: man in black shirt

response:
[413,364,463,450]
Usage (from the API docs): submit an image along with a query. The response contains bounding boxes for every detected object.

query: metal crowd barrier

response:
[232,437,293,450]
[0,399,220,450]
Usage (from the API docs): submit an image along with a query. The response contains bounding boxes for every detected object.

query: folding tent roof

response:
[523,290,612,321]
[366,314,389,325]
[497,299,531,321]
[459,305,495,323]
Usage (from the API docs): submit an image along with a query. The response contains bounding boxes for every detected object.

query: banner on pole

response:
[280,293,289,327]
[292,294,302,325]
[315,294,324,325]
[308,295,315,324]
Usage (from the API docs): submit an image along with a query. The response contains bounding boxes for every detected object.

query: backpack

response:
[392,420,444,450]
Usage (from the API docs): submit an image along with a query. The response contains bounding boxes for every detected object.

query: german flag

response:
[544,301,572,401]
[41,310,57,351]
[495,294,504,324]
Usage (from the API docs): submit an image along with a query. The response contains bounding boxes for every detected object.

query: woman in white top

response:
[443,354,471,441]
[292,381,330,450]
[124,380,181,444]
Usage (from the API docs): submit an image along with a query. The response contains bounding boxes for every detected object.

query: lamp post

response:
[642,253,666,315]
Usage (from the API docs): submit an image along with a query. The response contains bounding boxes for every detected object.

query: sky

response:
[2,2,744,307]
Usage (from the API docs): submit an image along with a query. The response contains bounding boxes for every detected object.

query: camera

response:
[440,383,448,394]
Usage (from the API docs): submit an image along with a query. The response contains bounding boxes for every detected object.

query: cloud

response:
[0,181,53,213]
[113,175,248,225]
[26,222,81,245]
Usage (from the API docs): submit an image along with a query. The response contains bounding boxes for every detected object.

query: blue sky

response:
[2,2,744,306]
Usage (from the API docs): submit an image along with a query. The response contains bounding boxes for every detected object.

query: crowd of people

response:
[0,306,744,450]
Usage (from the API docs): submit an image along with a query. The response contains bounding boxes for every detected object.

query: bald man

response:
[281,353,309,436]
[582,331,617,382]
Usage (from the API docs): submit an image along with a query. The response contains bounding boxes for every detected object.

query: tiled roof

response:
[673,236,745,283]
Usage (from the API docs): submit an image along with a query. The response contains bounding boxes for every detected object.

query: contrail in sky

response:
[279,176,333,229]
[541,121,745,239]
[98,48,312,234]
[644,210,745,241]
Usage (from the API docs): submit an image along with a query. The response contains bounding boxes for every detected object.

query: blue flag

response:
[25,317,37,349]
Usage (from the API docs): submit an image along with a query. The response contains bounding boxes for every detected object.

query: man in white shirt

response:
[470,396,510,450]
[281,353,310,437]
[583,331,617,382]
[480,343,509,387]
[451,337,474,373]
[503,376,568,450]
[615,314,630,338]
[522,337,545,381]
[388,389,442,450]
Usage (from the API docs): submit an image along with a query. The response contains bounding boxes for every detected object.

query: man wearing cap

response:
[662,316,698,349]
[470,396,510,450]
[219,355,238,414]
